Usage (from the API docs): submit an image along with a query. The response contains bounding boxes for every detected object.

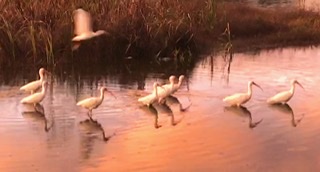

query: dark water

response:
[1,46,320,171]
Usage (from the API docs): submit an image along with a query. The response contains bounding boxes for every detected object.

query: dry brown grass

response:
[0,0,320,67]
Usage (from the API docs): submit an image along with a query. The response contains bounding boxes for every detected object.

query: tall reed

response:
[1,0,320,68]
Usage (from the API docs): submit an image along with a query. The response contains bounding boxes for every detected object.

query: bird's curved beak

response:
[253,82,263,91]
[295,81,304,90]
[107,91,117,99]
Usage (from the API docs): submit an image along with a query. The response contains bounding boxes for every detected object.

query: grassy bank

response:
[0,0,320,68]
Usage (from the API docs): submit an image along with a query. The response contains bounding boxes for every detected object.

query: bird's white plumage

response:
[77,97,102,109]
[223,81,262,107]
[72,8,107,50]
[171,75,185,94]
[160,75,176,93]
[76,87,111,110]
[76,87,115,121]
[20,68,48,94]
[21,81,48,104]
[157,75,185,97]
[267,79,304,104]
[138,82,161,106]
[73,9,92,36]
[223,93,251,106]
[152,75,185,103]
[156,76,176,102]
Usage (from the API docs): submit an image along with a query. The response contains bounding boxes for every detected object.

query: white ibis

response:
[138,82,162,106]
[72,8,108,50]
[76,87,115,121]
[267,79,304,105]
[161,75,176,92]
[171,75,185,94]
[223,81,263,107]
[21,81,49,106]
[20,68,49,94]
[157,75,185,103]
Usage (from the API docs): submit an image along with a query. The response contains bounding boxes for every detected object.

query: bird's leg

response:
[87,110,97,122]
[154,114,162,129]
[170,114,177,126]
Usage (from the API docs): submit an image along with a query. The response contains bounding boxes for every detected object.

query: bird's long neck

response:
[153,85,159,98]
[170,81,175,90]
[99,89,105,102]
[289,83,296,94]
[41,85,47,95]
[247,83,253,98]
[39,73,44,81]
[175,79,183,89]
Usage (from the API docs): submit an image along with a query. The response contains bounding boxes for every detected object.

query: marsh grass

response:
[0,0,320,68]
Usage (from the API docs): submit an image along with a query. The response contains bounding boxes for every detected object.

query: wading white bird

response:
[267,79,304,105]
[21,81,48,105]
[138,82,162,106]
[171,75,185,94]
[156,76,177,103]
[76,87,116,121]
[160,75,176,92]
[72,8,108,50]
[156,75,185,104]
[20,68,49,94]
[223,81,263,107]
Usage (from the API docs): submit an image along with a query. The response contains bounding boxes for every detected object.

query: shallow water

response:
[1,46,320,171]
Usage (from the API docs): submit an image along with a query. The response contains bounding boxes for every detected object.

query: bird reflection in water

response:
[142,95,190,129]
[79,119,113,142]
[78,119,113,160]
[268,103,304,127]
[21,103,53,132]
[164,95,192,112]
[224,106,263,129]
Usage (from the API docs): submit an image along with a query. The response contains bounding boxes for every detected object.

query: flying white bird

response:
[76,87,116,121]
[21,81,49,105]
[20,68,50,94]
[267,79,304,104]
[72,8,108,50]
[223,81,263,107]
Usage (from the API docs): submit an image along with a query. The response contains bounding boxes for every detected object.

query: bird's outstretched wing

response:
[73,8,93,36]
